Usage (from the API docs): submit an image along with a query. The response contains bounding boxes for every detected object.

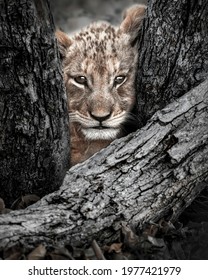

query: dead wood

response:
[0,78,207,250]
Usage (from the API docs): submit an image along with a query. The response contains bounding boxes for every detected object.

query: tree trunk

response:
[0,0,70,206]
[136,0,208,124]
[0,78,207,250]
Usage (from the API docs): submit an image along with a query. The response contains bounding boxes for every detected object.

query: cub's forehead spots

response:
[72,22,122,59]
[81,57,120,77]
[66,21,136,76]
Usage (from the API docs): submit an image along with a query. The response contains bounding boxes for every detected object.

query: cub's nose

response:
[90,111,112,122]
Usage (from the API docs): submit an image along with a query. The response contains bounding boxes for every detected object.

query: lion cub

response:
[56,5,146,166]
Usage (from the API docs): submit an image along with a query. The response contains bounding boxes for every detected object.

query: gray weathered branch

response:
[0,78,207,250]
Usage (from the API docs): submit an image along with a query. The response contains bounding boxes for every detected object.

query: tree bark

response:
[136,0,208,124]
[0,0,70,206]
[0,0,208,252]
[0,78,207,250]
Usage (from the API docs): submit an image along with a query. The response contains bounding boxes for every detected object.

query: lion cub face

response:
[56,5,146,142]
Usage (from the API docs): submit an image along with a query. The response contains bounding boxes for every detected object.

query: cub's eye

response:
[114,76,126,87]
[74,76,87,85]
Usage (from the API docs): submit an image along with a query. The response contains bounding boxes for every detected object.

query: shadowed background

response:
[50,0,147,33]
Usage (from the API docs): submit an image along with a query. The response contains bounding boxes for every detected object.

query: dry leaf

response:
[91,240,105,260]
[121,222,141,249]
[143,224,159,237]
[48,247,74,260]
[3,245,24,260]
[27,244,46,260]
[0,198,5,211]
[11,194,40,210]
[104,243,123,253]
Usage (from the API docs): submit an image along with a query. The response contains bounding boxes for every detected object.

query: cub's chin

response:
[82,127,120,140]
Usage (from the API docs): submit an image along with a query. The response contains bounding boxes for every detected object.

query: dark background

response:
[50,0,147,33]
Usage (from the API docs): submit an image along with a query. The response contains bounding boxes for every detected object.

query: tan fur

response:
[56,5,146,166]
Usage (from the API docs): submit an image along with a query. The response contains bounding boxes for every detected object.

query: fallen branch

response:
[0,79,208,250]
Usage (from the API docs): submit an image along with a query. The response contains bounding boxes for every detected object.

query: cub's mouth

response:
[81,127,120,140]
[69,111,126,140]
[90,125,110,129]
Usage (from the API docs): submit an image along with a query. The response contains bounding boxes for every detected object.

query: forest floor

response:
[1,188,208,260]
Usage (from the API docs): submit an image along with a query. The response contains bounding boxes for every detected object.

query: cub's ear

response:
[55,30,73,58]
[120,4,146,44]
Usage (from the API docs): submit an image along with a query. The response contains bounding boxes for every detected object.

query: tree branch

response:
[0,78,207,250]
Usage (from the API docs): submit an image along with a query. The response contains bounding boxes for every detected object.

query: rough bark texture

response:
[0,0,207,252]
[0,79,207,250]
[0,0,70,206]
[136,0,208,124]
